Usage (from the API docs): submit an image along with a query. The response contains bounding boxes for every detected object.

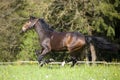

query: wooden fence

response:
[0,61,120,65]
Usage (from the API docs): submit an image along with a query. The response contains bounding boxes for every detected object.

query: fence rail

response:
[0,61,120,65]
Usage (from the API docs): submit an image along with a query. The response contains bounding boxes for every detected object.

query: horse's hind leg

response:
[86,52,91,65]
[71,56,77,67]
[90,43,96,64]
[64,56,77,67]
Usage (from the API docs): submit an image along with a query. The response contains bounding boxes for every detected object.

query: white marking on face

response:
[22,27,26,32]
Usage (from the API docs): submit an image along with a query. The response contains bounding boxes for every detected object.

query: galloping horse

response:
[20,16,118,67]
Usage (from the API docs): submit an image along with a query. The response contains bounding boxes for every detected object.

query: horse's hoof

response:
[39,61,44,67]
[71,65,74,67]
[40,64,43,67]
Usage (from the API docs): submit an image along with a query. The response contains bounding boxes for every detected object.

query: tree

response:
[0,0,26,61]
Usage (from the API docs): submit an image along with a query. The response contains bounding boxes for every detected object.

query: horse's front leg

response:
[38,47,50,67]
[35,48,43,56]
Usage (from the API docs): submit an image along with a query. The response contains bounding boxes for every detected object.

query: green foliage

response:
[17,30,39,61]
[0,0,26,61]
[44,0,120,38]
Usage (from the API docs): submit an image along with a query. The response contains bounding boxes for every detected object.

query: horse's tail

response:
[85,36,119,51]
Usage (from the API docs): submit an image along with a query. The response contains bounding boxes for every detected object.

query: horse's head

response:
[20,16,38,34]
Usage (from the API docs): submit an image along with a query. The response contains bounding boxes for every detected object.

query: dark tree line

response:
[0,0,119,62]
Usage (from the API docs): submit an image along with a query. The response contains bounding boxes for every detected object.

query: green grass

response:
[0,64,120,80]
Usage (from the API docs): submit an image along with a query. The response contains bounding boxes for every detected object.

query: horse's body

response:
[50,31,85,52]
[20,16,118,67]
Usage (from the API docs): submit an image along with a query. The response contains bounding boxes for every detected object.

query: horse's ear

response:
[30,16,36,20]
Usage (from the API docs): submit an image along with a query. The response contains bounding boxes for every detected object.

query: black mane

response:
[39,18,54,32]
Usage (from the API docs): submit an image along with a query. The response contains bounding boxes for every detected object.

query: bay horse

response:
[20,16,118,67]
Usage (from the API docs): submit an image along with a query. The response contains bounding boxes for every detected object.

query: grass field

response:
[0,64,120,80]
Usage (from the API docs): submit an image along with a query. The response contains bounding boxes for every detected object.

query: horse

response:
[20,16,118,67]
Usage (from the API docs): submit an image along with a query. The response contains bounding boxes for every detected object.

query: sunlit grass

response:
[0,64,120,80]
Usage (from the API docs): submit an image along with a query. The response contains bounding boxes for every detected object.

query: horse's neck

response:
[34,23,51,41]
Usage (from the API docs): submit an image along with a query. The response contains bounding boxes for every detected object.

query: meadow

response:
[0,64,120,80]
